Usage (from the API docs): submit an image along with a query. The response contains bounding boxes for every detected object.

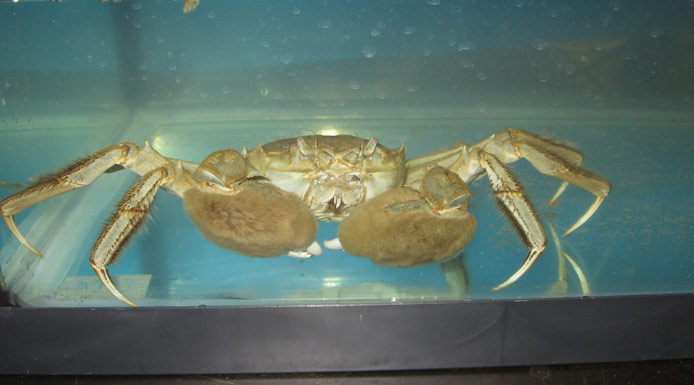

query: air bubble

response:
[130,2,141,9]
[426,0,440,5]
[531,38,547,50]
[565,64,576,75]
[168,64,177,71]
[293,8,301,14]
[423,48,432,56]
[221,84,231,94]
[476,72,487,81]
[515,0,526,7]
[347,80,360,90]
[370,28,381,37]
[538,72,552,83]
[279,54,294,64]
[157,37,166,43]
[650,25,663,38]
[609,0,623,11]
[206,11,215,19]
[403,26,417,35]
[460,59,474,69]
[318,19,332,29]
[175,75,183,83]
[458,41,474,51]
[362,45,376,58]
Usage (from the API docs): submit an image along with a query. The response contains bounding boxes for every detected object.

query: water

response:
[0,0,692,307]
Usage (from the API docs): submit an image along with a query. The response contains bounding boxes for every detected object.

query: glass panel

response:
[0,1,692,307]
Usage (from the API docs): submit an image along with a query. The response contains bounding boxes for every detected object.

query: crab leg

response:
[90,168,167,307]
[479,151,547,291]
[509,135,611,235]
[0,144,134,257]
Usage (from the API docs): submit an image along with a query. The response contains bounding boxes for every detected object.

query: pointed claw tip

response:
[92,265,139,307]
[3,215,44,257]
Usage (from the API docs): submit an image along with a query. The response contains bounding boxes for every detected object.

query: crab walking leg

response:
[90,168,167,307]
[506,129,584,204]
[0,144,133,257]
[479,152,547,291]
[512,141,611,235]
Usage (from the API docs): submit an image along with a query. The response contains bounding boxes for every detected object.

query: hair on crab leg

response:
[89,168,167,307]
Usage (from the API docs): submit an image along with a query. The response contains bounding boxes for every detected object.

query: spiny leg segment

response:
[90,168,167,307]
[505,128,611,236]
[479,151,547,291]
[0,144,135,257]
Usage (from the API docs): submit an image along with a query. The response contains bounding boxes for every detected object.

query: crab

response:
[0,128,610,306]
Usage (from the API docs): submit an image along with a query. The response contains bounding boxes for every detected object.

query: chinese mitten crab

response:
[0,128,611,306]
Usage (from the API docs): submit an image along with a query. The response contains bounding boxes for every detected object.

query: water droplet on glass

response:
[206,11,215,19]
[175,75,183,83]
[531,38,547,50]
[134,21,141,29]
[259,87,269,96]
[141,73,148,81]
[476,102,487,113]
[279,54,294,64]
[650,25,663,38]
[168,64,176,71]
[476,72,487,81]
[538,72,552,83]
[609,0,623,11]
[130,2,141,10]
[158,37,166,43]
[423,48,432,56]
[565,64,576,75]
[222,84,231,94]
[458,41,474,51]
[460,59,474,68]
[426,0,440,5]
[598,13,611,25]
[376,20,386,29]
[347,80,360,90]
[260,40,270,48]
[515,0,526,7]
[451,6,462,13]
[200,91,208,98]
[362,45,376,58]
[293,8,301,14]
[448,39,456,47]
[318,19,332,29]
[370,28,381,37]
[403,26,417,35]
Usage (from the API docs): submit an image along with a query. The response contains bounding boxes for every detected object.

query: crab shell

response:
[244,135,407,222]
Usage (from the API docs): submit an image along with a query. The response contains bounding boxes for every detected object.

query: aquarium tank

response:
[0,0,692,308]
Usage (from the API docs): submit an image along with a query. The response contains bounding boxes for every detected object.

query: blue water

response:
[0,0,692,306]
